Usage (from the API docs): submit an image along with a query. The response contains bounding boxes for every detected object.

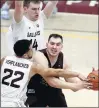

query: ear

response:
[23,53,28,58]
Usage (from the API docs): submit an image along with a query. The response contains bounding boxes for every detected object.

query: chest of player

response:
[40,52,63,87]
[25,21,43,38]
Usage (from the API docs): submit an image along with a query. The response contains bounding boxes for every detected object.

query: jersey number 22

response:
[2,68,24,88]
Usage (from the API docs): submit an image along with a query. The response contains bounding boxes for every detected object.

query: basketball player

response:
[1,39,93,107]
[7,0,58,55]
[26,34,93,107]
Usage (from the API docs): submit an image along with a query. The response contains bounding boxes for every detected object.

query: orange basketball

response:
[87,69,99,90]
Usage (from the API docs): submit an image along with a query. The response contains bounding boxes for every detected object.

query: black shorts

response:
[29,92,68,107]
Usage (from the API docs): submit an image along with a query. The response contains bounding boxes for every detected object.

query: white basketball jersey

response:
[7,11,46,55]
[1,56,32,102]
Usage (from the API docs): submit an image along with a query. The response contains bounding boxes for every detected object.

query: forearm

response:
[14,1,24,23]
[32,64,79,78]
[58,70,79,78]
[43,1,58,18]
[44,68,79,78]
[65,77,81,83]
[45,77,76,90]
[15,1,23,7]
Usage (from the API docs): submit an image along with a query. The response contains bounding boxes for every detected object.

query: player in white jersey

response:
[1,39,93,107]
[7,0,58,55]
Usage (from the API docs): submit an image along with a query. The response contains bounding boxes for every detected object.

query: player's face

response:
[24,2,41,21]
[46,37,63,57]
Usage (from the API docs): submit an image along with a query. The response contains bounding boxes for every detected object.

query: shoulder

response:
[35,51,45,57]
[33,51,46,62]
[63,55,71,70]
[33,51,48,67]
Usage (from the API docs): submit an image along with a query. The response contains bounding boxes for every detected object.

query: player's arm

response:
[29,51,85,79]
[30,51,77,77]
[32,51,49,68]
[14,1,24,23]
[43,77,92,91]
[29,64,92,91]
[29,52,81,78]
[29,62,93,91]
[32,64,93,91]
[29,53,92,91]
[43,1,58,18]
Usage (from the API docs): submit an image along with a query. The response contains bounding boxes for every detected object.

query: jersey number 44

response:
[32,39,38,50]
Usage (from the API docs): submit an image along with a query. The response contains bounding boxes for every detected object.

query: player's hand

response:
[72,81,93,92]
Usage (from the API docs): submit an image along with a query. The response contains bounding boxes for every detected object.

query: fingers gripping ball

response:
[87,69,99,90]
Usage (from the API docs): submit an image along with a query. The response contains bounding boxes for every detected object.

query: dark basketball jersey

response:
[39,48,63,94]
[26,49,67,107]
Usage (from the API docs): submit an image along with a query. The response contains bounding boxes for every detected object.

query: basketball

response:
[87,69,99,90]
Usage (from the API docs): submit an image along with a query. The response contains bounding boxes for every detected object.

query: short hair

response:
[24,0,41,7]
[48,34,63,43]
[14,39,32,57]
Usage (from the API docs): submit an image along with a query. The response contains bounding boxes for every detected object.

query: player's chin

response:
[34,16,39,20]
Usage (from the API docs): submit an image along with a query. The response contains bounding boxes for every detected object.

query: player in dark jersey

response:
[26,34,91,107]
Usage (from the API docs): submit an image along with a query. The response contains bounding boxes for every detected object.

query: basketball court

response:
[1,10,98,107]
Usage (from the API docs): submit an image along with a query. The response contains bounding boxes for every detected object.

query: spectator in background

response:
[1,1,13,20]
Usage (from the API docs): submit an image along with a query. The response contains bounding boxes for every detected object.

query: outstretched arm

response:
[29,64,92,91]
[30,51,87,80]
[30,62,86,80]
[42,77,92,92]
[29,52,92,91]
[14,1,24,23]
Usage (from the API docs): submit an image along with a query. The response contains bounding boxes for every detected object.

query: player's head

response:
[46,34,63,57]
[14,39,33,59]
[24,0,42,21]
